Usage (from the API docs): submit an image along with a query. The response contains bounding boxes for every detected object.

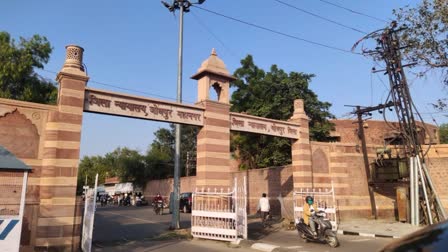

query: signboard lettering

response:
[84,88,204,126]
[230,113,299,139]
[89,95,111,108]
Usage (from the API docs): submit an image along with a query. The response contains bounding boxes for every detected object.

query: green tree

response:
[394,0,448,83]
[109,148,147,187]
[147,124,199,177]
[146,128,174,179]
[439,123,448,144]
[394,1,448,110]
[77,147,149,193]
[230,55,334,169]
[0,31,57,104]
[76,155,113,194]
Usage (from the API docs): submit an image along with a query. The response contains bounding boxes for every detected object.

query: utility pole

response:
[186,151,190,177]
[354,21,446,225]
[161,0,207,230]
[349,102,395,219]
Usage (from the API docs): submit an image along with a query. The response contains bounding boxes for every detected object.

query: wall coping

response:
[0,98,57,111]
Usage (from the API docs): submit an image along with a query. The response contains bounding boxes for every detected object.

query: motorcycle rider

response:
[153,193,163,205]
[304,196,318,237]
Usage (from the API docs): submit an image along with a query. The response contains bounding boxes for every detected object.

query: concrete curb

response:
[251,243,280,252]
[337,229,400,239]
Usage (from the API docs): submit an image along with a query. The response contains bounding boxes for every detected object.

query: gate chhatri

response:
[293,181,338,230]
[191,176,247,241]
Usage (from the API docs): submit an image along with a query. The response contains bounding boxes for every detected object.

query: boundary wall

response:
[145,143,448,221]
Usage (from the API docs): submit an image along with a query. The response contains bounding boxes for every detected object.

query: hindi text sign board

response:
[230,112,299,139]
[84,88,204,126]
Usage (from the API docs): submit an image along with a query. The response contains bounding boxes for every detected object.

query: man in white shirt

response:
[258,193,270,227]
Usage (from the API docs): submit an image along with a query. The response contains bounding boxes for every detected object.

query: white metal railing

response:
[191,177,247,241]
[293,181,338,230]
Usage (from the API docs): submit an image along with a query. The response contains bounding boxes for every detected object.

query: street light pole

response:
[161,0,206,230]
[172,2,184,230]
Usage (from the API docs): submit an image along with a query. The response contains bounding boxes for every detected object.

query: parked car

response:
[380,219,448,252]
[169,192,193,213]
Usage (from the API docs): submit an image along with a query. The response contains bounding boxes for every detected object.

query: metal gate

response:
[293,181,338,230]
[191,176,247,241]
[81,174,98,252]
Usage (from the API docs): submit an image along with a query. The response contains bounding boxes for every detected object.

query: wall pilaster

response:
[196,100,231,188]
[289,99,313,189]
[35,45,88,250]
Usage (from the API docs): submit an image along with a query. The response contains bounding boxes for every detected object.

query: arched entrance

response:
[0,45,311,251]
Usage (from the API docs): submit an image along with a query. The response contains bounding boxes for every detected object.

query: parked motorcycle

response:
[296,210,339,248]
[154,200,164,215]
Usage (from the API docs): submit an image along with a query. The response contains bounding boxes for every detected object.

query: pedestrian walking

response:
[258,193,270,227]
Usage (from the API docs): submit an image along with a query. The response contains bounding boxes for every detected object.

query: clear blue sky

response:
[2,0,446,157]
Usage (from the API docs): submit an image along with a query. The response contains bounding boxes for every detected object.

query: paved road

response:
[93,205,191,246]
[248,220,392,252]
[93,206,393,252]
[93,239,255,252]
[255,229,392,252]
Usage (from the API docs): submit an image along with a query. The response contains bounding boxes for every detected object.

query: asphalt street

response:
[254,229,392,252]
[93,205,191,246]
[93,206,393,252]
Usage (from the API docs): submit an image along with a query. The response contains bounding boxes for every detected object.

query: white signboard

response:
[0,216,22,252]
[0,171,28,252]
[230,113,300,139]
[84,88,204,126]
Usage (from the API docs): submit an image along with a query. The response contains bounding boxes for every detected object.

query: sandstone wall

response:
[145,143,448,222]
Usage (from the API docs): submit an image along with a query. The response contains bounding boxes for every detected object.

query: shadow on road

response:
[92,206,191,248]
[247,216,283,240]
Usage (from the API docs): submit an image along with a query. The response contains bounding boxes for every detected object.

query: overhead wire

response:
[40,69,196,104]
[318,0,389,23]
[192,5,361,55]
[273,0,367,34]
[190,11,240,62]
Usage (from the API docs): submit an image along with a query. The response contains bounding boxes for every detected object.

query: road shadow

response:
[247,216,283,240]
[92,206,191,248]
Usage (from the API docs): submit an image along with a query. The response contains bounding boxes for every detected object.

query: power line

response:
[190,11,240,62]
[192,5,360,55]
[40,69,195,103]
[318,0,389,23]
[273,0,367,34]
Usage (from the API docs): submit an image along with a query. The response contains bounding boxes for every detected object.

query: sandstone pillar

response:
[35,45,88,250]
[289,99,313,189]
[191,49,236,189]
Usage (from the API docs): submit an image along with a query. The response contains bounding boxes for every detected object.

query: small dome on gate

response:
[191,49,235,81]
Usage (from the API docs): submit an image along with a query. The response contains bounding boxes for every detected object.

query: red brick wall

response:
[144,176,196,199]
[145,143,448,222]
[331,119,439,145]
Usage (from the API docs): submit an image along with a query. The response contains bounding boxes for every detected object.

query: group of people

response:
[258,193,318,236]
[98,192,145,207]
[95,192,164,207]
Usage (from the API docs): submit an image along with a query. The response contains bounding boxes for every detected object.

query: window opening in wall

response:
[210,82,221,101]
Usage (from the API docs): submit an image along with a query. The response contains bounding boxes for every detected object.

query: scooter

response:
[296,210,339,248]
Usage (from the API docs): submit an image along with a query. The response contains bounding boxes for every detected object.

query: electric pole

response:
[161,0,207,230]
[348,101,395,219]
[354,21,446,225]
